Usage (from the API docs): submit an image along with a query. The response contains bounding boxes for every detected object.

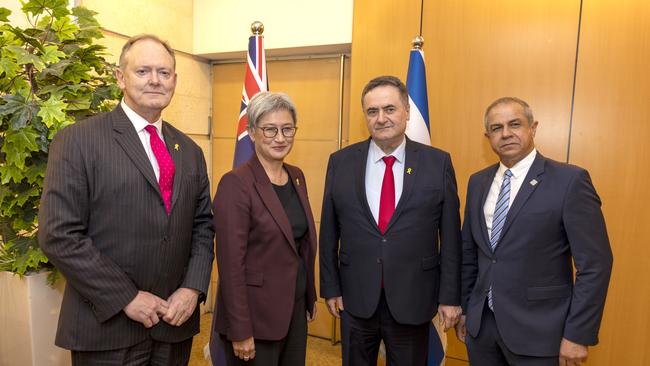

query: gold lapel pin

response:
[296,178,300,186]
[174,143,179,151]
[406,168,413,174]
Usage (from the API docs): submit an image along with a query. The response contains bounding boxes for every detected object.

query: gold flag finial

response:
[251,21,264,35]
[412,35,424,50]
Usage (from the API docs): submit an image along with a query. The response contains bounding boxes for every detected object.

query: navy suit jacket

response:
[319,138,462,325]
[461,153,613,357]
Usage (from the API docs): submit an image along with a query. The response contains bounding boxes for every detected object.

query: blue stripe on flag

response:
[406,49,430,128]
[427,322,445,366]
[233,134,254,168]
[248,36,257,69]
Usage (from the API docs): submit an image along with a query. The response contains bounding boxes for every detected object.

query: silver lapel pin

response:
[530,179,538,186]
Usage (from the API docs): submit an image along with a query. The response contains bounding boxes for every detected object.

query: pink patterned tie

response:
[144,125,175,215]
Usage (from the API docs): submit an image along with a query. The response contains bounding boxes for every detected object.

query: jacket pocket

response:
[422,256,440,270]
[246,270,264,287]
[527,284,571,300]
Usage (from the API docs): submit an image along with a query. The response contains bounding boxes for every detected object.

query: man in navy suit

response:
[320,75,462,365]
[455,97,613,366]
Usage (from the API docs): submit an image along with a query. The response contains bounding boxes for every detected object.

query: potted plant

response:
[0,1,121,364]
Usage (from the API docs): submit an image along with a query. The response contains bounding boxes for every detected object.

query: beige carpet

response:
[189,313,342,366]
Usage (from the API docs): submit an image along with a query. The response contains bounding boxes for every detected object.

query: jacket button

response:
[377,258,382,264]
[492,259,497,264]
[381,238,387,243]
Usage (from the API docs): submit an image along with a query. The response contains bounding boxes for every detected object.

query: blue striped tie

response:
[487,169,512,311]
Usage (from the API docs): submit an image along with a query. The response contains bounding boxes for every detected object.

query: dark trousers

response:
[466,302,558,366]
[341,290,429,366]
[71,337,193,366]
[222,296,307,366]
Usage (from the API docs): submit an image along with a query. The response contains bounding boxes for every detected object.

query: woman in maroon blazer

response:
[211,92,317,365]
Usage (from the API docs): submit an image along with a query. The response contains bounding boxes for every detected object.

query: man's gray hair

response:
[247,92,298,129]
[119,34,176,70]
[484,97,534,130]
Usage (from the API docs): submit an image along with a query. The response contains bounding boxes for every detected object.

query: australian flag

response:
[232,33,269,168]
[406,44,447,366]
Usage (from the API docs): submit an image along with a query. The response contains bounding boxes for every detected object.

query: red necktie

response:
[378,156,396,234]
[144,125,175,215]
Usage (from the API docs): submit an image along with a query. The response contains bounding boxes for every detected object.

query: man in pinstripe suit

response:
[38,34,214,365]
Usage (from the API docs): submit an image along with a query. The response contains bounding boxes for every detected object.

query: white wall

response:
[193,0,353,58]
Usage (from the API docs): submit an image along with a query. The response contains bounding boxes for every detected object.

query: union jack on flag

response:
[232,34,269,168]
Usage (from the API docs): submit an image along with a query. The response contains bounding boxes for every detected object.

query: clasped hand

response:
[123,288,199,328]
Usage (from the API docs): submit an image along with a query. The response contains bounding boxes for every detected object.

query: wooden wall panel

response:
[423,0,580,200]
[349,0,422,143]
[570,0,650,364]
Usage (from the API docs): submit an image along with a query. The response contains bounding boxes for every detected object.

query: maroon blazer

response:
[211,155,317,342]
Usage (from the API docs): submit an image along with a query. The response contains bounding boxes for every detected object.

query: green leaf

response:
[1,128,40,170]
[40,58,71,78]
[15,185,40,206]
[21,0,48,17]
[6,45,46,71]
[24,162,46,184]
[12,244,49,276]
[0,94,36,129]
[0,57,20,78]
[61,62,90,83]
[37,95,67,127]
[40,45,66,64]
[0,7,11,22]
[65,97,91,111]
[72,6,102,40]
[0,164,25,184]
[22,0,69,18]
[52,16,78,42]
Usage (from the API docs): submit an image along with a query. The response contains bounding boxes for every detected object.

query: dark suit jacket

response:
[319,138,462,325]
[38,105,214,351]
[461,153,613,357]
[211,156,317,342]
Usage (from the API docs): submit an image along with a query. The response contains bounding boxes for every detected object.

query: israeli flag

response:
[406,48,432,145]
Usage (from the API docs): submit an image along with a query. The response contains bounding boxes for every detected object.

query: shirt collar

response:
[498,148,537,179]
[121,99,163,133]
[369,138,406,164]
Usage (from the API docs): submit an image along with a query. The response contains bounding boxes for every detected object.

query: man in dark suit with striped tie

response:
[38,34,214,365]
[456,97,613,366]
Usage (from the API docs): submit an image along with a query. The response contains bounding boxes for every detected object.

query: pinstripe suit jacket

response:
[38,105,214,351]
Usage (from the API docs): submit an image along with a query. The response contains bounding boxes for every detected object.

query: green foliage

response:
[0,0,122,284]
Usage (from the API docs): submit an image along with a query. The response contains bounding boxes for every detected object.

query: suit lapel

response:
[286,167,317,243]
[354,139,377,230]
[163,122,183,213]
[497,153,546,247]
[250,157,297,254]
[384,138,419,234]
[111,106,160,195]
[478,164,499,253]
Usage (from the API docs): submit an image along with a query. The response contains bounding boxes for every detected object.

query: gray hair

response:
[246,92,297,129]
[484,97,534,131]
[119,34,176,70]
[361,75,409,108]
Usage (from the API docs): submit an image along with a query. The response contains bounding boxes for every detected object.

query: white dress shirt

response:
[483,149,537,238]
[121,100,165,181]
[365,138,406,225]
